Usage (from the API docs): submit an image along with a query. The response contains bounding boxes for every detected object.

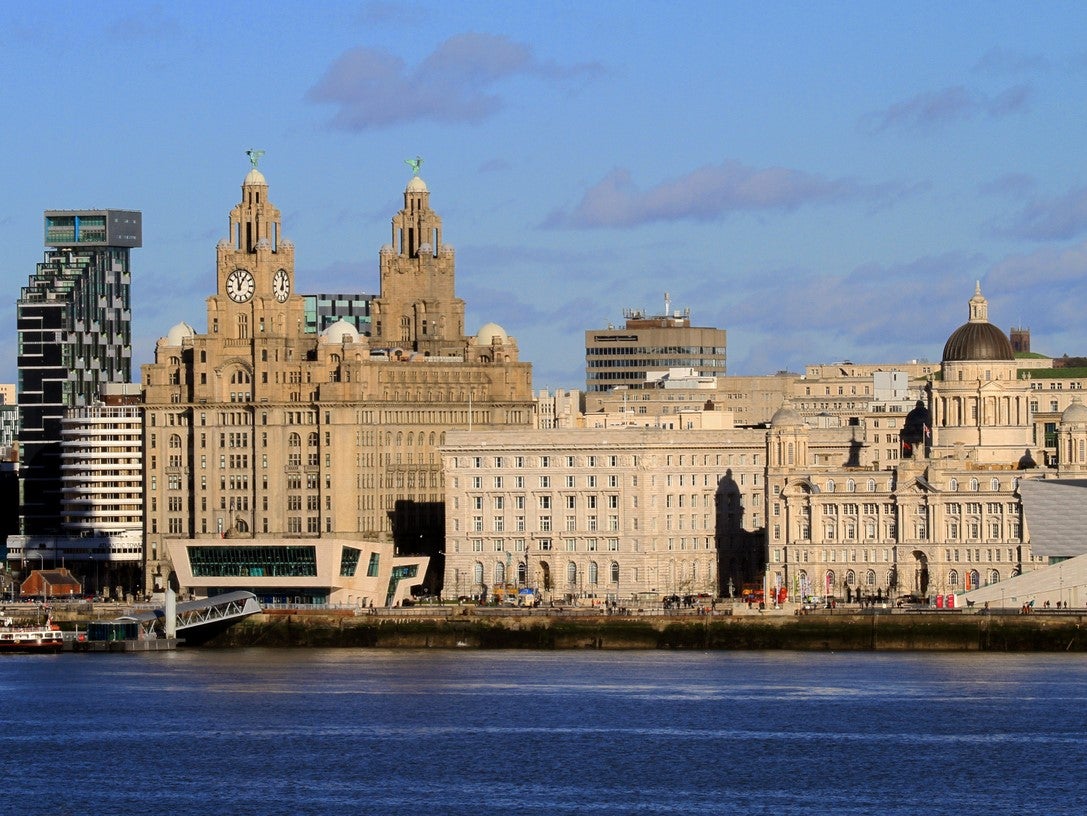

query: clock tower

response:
[207,155,304,340]
[370,162,465,356]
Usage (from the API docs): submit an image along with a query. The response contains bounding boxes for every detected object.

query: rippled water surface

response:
[3,649,1086,815]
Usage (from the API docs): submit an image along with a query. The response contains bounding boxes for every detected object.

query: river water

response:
[2,649,1085,816]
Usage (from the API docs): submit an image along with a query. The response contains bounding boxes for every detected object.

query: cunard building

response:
[141,158,534,603]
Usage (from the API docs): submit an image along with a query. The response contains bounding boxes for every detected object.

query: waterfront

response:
[3,650,1087,815]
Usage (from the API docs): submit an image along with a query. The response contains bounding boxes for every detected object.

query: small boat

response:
[0,615,65,654]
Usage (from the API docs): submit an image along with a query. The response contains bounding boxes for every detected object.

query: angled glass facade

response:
[18,210,141,535]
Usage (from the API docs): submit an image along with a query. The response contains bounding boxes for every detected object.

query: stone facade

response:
[760,286,1049,604]
[140,164,534,600]
[449,287,1079,607]
[441,427,763,603]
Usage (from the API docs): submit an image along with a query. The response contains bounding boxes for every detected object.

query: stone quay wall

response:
[202,606,1087,651]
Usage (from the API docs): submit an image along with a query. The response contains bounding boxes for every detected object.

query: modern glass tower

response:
[17,209,141,536]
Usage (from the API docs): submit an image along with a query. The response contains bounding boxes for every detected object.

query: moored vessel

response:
[0,615,65,654]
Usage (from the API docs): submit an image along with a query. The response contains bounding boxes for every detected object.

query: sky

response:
[2,2,1086,391]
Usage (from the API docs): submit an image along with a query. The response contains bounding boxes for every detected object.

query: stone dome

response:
[244,168,267,186]
[407,175,428,193]
[320,318,360,344]
[1062,396,1087,425]
[770,404,804,428]
[476,322,509,345]
[164,321,195,347]
[942,283,1014,362]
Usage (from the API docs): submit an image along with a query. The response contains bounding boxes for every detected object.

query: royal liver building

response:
[141,159,534,600]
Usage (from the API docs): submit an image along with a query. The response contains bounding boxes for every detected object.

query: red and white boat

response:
[0,615,65,653]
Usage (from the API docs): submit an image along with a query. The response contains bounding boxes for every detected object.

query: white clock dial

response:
[273,269,290,302]
[226,269,255,302]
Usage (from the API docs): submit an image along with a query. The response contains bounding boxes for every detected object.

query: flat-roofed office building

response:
[585,296,726,393]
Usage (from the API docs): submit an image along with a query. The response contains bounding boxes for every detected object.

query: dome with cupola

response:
[942,282,1014,362]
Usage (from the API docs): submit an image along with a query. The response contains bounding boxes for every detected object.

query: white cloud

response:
[546,162,895,229]
[307,34,601,131]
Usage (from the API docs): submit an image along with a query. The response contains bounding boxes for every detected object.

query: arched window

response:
[990,478,1000,491]
[473,561,484,586]
[169,434,182,449]
[307,432,318,447]
[846,570,856,585]
[948,570,959,587]
[826,480,835,493]
[867,479,876,492]
[949,478,958,491]
[610,562,620,584]
[495,561,505,584]
[970,478,980,492]
[589,561,599,585]
[846,479,856,493]
[517,562,526,584]
[566,561,577,585]
[288,433,301,448]
[865,569,876,586]
[969,569,980,589]
[988,569,999,585]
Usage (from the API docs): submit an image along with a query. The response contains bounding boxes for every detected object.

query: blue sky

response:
[2,2,1086,390]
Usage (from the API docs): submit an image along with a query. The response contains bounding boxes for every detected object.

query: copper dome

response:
[942,321,1014,362]
[941,283,1014,363]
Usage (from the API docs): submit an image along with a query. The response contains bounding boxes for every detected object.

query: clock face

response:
[273,269,290,302]
[226,269,255,302]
